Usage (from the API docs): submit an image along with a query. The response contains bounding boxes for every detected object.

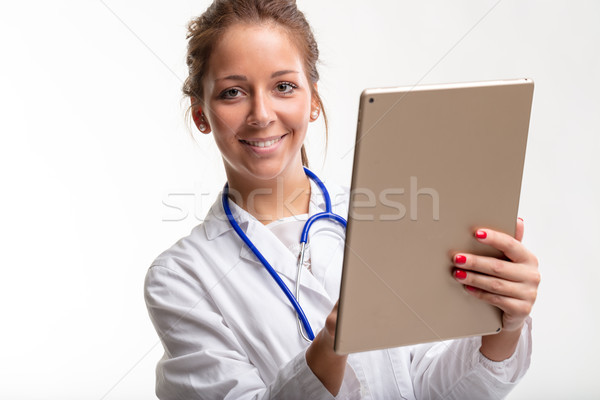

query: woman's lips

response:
[239,133,288,148]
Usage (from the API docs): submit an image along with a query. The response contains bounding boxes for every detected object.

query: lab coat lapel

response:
[238,220,296,280]
[239,220,332,301]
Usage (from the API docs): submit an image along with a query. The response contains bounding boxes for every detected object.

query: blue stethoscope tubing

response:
[222,167,347,341]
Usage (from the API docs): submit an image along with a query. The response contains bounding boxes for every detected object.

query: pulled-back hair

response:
[182,0,327,166]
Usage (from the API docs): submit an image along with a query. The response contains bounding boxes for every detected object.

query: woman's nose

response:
[246,91,275,128]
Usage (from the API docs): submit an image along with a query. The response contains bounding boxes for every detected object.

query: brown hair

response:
[182,0,327,167]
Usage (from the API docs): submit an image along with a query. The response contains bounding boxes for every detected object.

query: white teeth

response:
[243,136,283,148]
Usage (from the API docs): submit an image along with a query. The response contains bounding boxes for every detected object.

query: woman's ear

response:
[310,83,320,122]
[191,99,211,134]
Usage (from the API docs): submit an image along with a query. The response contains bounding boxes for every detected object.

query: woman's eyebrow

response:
[216,70,299,82]
[271,70,298,78]
[216,74,247,82]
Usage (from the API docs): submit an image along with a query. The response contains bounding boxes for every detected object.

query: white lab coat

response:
[145,179,532,400]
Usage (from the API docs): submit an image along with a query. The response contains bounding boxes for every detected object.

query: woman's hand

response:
[305,301,347,396]
[452,218,540,360]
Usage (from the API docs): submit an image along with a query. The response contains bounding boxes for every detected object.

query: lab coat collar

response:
[203,177,347,241]
[202,177,348,301]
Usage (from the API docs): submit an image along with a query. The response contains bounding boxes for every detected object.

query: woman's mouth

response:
[239,134,287,148]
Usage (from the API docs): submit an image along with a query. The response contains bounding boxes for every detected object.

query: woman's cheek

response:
[286,107,311,136]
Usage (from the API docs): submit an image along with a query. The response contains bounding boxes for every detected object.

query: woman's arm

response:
[305,302,347,396]
[408,319,533,400]
[452,218,540,360]
[145,265,342,400]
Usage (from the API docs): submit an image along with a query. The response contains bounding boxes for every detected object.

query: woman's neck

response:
[225,165,311,225]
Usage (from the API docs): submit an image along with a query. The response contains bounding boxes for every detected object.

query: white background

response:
[1,0,598,399]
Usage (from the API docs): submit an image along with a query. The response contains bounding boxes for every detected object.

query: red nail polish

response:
[518,217,524,222]
[455,254,467,264]
[475,230,487,239]
[454,269,467,280]
[465,285,477,292]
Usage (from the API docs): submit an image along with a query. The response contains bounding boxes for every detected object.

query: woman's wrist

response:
[480,322,524,362]
[305,330,348,396]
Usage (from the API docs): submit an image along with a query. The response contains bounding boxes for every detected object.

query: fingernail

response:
[465,285,477,292]
[475,230,487,239]
[455,254,467,264]
[454,269,467,280]
[518,217,524,222]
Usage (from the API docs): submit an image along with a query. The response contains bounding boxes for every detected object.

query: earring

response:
[197,112,207,132]
[310,108,320,121]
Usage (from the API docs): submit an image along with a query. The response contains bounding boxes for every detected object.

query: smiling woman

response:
[144,0,539,399]
[182,0,328,167]
[197,23,315,198]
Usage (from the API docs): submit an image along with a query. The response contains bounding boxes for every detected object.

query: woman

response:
[144,1,540,398]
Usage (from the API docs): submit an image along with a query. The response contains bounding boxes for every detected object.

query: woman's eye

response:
[220,88,242,99]
[275,82,297,94]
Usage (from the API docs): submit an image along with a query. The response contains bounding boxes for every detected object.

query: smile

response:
[240,134,287,148]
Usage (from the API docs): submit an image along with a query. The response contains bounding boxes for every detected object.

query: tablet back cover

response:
[335,79,534,354]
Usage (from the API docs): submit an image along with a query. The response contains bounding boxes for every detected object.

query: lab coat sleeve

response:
[409,317,532,400]
[144,264,341,400]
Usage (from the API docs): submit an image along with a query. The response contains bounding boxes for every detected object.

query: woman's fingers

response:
[454,268,538,332]
[454,269,537,305]
[453,267,535,301]
[325,301,339,338]
[453,253,528,282]
[452,222,540,332]
[515,217,524,242]
[473,227,537,265]
[462,286,533,330]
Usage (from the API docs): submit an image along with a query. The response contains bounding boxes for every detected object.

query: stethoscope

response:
[222,167,347,342]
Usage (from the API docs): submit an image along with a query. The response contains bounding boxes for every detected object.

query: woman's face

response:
[199,23,317,183]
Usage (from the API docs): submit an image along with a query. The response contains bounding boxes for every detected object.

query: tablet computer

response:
[334,78,534,354]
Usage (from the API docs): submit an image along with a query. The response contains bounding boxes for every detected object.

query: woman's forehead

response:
[206,23,306,81]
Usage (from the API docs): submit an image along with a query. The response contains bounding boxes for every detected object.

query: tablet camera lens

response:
[369,98,374,103]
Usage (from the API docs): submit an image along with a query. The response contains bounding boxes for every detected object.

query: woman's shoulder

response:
[152,223,205,261]
[147,224,208,282]
[147,194,232,287]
